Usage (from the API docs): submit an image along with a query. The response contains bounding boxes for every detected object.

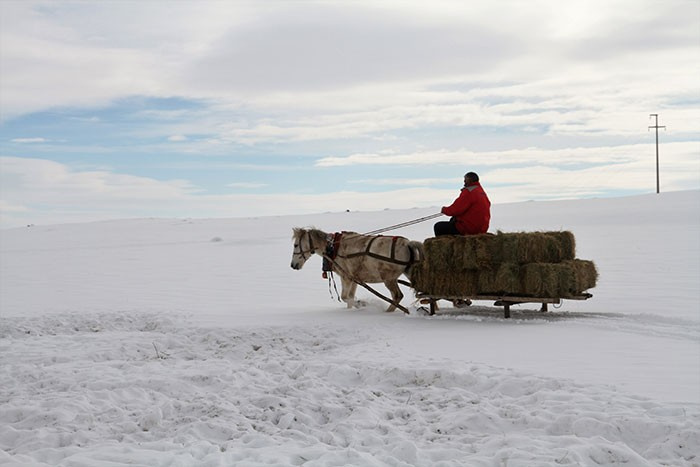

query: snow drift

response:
[1,191,699,466]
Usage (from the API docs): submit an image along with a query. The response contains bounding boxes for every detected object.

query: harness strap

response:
[333,232,343,256]
[322,232,343,273]
[297,230,317,259]
[341,235,413,266]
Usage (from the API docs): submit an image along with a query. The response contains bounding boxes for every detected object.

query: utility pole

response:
[648,114,666,194]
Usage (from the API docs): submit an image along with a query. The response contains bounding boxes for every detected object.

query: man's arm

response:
[442,189,473,216]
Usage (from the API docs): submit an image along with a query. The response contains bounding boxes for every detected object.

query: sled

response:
[414,292,593,318]
[404,232,597,319]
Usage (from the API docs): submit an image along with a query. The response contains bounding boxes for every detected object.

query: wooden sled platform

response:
[416,292,593,318]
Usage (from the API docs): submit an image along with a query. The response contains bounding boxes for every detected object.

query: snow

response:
[1,190,699,466]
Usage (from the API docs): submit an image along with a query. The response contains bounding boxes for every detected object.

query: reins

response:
[326,269,342,302]
[362,212,442,235]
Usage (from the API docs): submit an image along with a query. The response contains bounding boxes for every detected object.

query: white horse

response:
[291,228,423,312]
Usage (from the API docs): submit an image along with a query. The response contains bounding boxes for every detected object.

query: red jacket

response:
[441,182,491,235]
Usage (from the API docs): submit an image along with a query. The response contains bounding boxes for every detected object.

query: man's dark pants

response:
[434,218,461,236]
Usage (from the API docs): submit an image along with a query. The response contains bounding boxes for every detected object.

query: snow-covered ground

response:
[1,191,699,466]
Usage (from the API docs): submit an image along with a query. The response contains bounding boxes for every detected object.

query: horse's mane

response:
[292,227,327,241]
[293,228,366,242]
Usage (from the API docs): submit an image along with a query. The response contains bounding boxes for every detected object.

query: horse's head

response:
[291,228,326,270]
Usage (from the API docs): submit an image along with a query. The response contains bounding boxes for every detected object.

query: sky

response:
[0,0,699,228]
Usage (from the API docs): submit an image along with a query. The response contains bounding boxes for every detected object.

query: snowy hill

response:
[1,191,699,466]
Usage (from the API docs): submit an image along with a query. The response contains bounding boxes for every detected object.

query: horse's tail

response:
[403,240,424,285]
[406,240,424,266]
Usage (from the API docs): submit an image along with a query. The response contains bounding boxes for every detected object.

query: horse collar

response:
[327,232,343,260]
[322,232,343,273]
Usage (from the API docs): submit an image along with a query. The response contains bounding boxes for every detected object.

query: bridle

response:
[293,230,322,261]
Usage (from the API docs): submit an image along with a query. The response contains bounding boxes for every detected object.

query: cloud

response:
[4,0,697,122]
[10,138,48,143]
[209,76,700,145]
[2,154,697,228]
[0,1,233,119]
[227,182,268,189]
[0,1,697,228]
[167,135,188,142]
[349,177,454,187]
[0,156,448,227]
[315,142,699,169]
[0,199,28,213]
[314,141,700,204]
[185,4,519,94]
[0,156,200,210]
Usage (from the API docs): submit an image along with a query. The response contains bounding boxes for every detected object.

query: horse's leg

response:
[383,279,403,313]
[340,276,356,309]
[348,282,363,307]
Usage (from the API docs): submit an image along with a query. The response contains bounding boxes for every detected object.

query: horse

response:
[291,227,424,312]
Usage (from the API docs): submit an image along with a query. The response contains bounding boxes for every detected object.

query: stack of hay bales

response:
[409,231,597,298]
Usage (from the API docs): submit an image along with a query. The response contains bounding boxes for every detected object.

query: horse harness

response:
[322,232,343,276]
[322,232,414,274]
[297,230,413,315]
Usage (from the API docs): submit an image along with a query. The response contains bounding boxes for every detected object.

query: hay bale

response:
[495,262,525,294]
[522,260,598,297]
[478,262,523,295]
[410,231,594,298]
[421,237,456,270]
[523,263,565,297]
[493,231,576,264]
[566,259,598,293]
[477,268,499,294]
[547,231,576,261]
[409,259,479,296]
[412,258,597,298]
[422,235,494,271]
[421,231,576,272]
[448,235,479,270]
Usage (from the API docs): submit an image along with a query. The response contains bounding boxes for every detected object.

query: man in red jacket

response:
[434,172,491,236]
